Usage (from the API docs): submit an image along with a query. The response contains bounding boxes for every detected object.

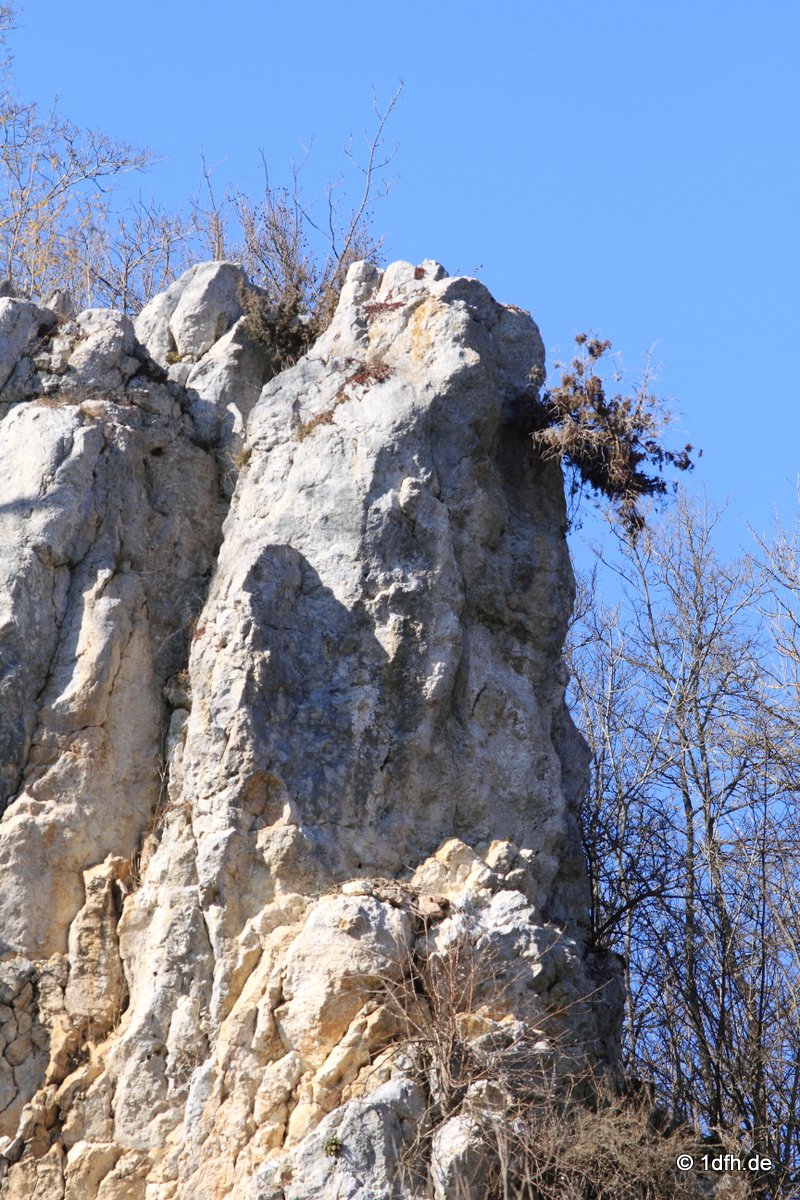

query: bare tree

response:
[0,4,400,332]
[0,8,153,303]
[754,496,800,753]
[89,198,196,313]
[568,495,800,1196]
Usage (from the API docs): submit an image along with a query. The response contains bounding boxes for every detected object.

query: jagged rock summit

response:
[0,260,620,1198]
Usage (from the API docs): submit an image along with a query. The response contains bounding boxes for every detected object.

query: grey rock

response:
[0,260,617,1200]
[134,268,190,365]
[135,261,246,366]
[0,298,54,390]
[430,1114,491,1200]
[52,307,137,390]
[0,352,40,408]
[0,959,34,1006]
[0,1135,24,1163]
[44,288,76,320]
[184,315,272,455]
[179,256,573,912]
[0,323,225,966]
[254,1079,426,1200]
[169,260,245,358]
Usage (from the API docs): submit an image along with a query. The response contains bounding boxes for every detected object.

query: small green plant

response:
[531,334,697,534]
[324,1135,343,1158]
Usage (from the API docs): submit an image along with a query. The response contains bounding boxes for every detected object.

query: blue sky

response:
[10,1,800,561]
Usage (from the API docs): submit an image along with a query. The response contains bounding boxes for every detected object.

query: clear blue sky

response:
[10,1,800,560]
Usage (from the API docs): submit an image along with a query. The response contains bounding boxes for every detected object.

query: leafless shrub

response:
[235,84,403,363]
[0,6,400,335]
[481,1078,708,1200]
[89,197,195,313]
[237,279,314,370]
[0,8,153,305]
[366,914,708,1198]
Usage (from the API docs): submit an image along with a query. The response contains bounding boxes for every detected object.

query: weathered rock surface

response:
[0,260,620,1198]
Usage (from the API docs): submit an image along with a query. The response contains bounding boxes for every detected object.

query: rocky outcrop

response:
[0,260,621,1198]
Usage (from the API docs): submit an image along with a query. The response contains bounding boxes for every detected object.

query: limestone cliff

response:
[0,260,620,1198]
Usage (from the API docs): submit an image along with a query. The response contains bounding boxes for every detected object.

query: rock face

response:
[0,261,620,1198]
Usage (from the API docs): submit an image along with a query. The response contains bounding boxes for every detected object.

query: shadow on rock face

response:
[235,545,399,875]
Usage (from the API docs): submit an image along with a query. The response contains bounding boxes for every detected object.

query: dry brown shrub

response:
[295,407,337,442]
[231,86,403,365]
[369,917,717,1199]
[293,358,394,441]
[481,1080,709,1200]
[531,334,697,534]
